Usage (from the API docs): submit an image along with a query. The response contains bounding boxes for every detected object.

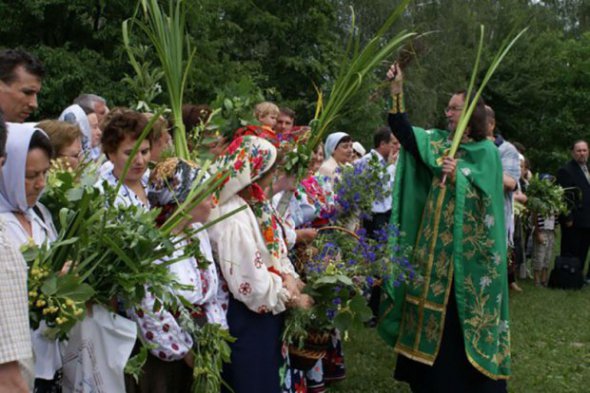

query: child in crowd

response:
[533,175,558,287]
[255,101,280,130]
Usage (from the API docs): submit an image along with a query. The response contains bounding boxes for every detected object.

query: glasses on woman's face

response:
[445,105,463,113]
[59,150,83,161]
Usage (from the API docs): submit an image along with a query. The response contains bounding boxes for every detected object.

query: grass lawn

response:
[330,281,590,393]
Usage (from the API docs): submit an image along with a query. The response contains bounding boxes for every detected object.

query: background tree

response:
[2,0,590,172]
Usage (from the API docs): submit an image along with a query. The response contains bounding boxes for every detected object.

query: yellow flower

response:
[29,291,37,298]
[74,308,83,317]
[65,298,74,307]
[56,317,65,325]
[36,299,46,308]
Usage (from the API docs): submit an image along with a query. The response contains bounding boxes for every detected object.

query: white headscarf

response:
[0,123,45,213]
[59,104,91,152]
[324,132,350,158]
[352,141,366,157]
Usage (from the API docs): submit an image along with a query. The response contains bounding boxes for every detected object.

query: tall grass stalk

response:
[123,0,195,159]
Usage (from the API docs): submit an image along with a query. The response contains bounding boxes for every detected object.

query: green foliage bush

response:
[3,0,590,172]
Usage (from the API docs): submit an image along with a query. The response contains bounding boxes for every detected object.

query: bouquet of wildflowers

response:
[332,154,392,225]
[285,224,413,347]
[24,165,187,339]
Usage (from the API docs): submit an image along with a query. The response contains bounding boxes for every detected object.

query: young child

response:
[232,102,281,147]
[532,174,558,287]
[254,101,280,130]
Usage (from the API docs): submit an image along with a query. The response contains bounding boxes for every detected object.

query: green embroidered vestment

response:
[379,127,511,380]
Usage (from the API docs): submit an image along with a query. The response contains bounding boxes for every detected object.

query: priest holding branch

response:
[379,63,511,393]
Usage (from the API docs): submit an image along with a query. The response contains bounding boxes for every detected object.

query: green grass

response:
[330,281,590,393]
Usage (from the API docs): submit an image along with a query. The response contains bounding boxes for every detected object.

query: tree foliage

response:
[2,0,590,172]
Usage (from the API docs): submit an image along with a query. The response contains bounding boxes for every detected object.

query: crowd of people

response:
[0,47,585,393]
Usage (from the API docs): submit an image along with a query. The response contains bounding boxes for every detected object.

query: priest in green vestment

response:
[379,64,511,392]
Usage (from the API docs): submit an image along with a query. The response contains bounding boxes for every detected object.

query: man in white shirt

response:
[359,126,397,231]
[358,126,397,325]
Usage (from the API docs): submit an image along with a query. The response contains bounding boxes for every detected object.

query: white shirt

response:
[357,150,393,214]
[0,205,63,381]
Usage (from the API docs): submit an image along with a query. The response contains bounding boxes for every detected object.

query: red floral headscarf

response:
[212,136,285,261]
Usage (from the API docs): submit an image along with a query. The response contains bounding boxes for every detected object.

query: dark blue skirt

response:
[222,296,284,393]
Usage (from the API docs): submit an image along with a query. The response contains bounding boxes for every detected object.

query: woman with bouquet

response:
[97,110,152,208]
[0,123,61,392]
[208,136,312,393]
[379,64,510,392]
[124,157,228,393]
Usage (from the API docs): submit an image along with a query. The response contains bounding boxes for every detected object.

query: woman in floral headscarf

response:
[208,136,312,393]
[126,157,227,393]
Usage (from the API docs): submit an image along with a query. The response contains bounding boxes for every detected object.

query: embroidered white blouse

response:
[95,168,150,209]
[207,195,296,315]
[128,224,228,361]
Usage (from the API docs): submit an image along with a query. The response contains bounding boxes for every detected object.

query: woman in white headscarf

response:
[59,104,92,155]
[0,123,61,393]
[318,132,353,180]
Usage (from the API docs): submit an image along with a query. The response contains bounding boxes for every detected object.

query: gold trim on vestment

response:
[394,342,436,365]
[413,184,448,350]
[465,349,511,380]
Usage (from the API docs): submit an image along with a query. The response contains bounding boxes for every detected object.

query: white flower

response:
[496,293,502,304]
[493,253,501,265]
[484,215,495,228]
[461,167,472,177]
[480,276,492,289]
[498,320,509,333]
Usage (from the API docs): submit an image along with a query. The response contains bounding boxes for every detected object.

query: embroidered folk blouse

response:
[128,224,228,361]
[208,195,296,315]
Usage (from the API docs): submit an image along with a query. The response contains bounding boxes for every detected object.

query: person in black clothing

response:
[556,140,590,283]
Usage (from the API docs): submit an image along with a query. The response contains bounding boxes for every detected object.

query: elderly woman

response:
[125,158,227,393]
[37,120,83,170]
[208,136,312,393]
[59,104,92,153]
[0,123,60,392]
[87,111,103,161]
[318,132,353,180]
[97,110,152,207]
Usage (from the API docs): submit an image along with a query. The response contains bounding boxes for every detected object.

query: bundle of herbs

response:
[525,174,568,217]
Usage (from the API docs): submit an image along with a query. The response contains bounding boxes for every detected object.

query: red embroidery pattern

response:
[239,282,252,295]
[257,305,269,314]
[254,251,263,269]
